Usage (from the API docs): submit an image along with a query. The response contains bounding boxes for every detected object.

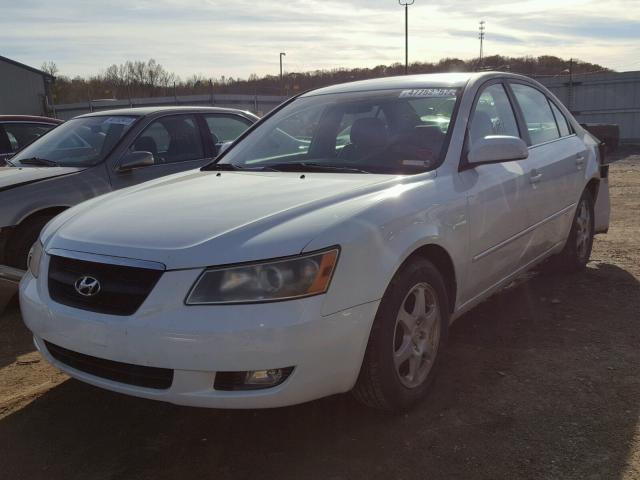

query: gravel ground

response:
[1,151,639,480]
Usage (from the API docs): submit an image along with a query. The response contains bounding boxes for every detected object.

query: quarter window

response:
[511,83,560,145]
[131,115,203,164]
[549,102,571,137]
[469,83,520,148]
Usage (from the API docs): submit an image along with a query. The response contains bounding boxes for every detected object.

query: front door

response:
[109,114,212,189]
[460,81,537,303]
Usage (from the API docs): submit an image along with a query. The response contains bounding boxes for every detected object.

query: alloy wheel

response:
[393,282,441,389]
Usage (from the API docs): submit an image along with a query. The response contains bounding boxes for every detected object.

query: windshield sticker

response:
[104,116,136,125]
[399,88,457,98]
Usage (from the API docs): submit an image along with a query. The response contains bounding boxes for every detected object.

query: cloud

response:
[0,0,638,78]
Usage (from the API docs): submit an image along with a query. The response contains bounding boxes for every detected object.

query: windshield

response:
[10,115,138,167]
[217,87,459,174]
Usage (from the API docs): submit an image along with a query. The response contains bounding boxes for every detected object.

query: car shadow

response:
[0,302,35,370]
[0,263,638,480]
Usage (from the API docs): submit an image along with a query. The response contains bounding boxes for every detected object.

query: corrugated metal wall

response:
[539,71,640,143]
[0,59,47,116]
[52,93,287,120]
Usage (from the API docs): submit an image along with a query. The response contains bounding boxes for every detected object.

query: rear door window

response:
[204,115,252,143]
[511,83,560,145]
[549,102,571,137]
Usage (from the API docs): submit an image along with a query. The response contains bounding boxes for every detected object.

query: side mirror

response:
[467,135,529,165]
[117,151,154,172]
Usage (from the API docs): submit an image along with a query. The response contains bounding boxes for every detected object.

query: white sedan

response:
[20,72,610,411]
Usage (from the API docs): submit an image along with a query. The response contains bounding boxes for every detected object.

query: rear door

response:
[109,114,212,189]
[508,82,584,257]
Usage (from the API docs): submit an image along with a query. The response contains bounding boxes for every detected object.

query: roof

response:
[77,105,259,119]
[0,115,63,124]
[302,72,524,96]
[0,55,55,79]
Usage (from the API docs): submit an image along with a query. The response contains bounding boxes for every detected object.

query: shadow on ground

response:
[1,263,639,480]
[0,298,35,370]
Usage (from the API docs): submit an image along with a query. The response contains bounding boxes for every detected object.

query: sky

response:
[1,0,639,79]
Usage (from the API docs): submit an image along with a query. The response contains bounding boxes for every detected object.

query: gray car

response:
[0,106,258,309]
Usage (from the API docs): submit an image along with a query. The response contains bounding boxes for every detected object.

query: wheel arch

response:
[16,206,69,228]
[402,243,457,314]
[585,177,599,202]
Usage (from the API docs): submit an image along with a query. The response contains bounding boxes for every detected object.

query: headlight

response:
[27,241,43,278]
[186,248,339,305]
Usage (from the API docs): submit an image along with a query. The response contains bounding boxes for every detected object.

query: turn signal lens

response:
[27,241,43,278]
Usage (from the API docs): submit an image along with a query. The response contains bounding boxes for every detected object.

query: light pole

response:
[399,0,414,75]
[279,52,286,96]
[478,20,486,70]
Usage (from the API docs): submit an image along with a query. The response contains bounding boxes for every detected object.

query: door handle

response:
[529,170,543,184]
[576,155,585,170]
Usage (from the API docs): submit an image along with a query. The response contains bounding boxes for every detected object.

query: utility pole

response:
[399,0,414,75]
[279,52,286,97]
[568,58,574,111]
[478,20,486,70]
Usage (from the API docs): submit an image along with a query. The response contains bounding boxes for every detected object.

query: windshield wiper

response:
[205,163,279,172]
[17,157,59,167]
[205,163,244,171]
[263,162,370,173]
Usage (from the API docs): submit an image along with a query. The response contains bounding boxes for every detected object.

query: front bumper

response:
[20,256,379,408]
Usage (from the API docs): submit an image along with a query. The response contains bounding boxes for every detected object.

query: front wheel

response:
[545,189,595,273]
[5,215,53,270]
[353,258,449,411]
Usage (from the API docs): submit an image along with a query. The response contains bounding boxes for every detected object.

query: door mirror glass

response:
[468,135,528,165]
[118,151,154,171]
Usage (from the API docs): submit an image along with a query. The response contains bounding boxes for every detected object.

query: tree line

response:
[41,55,609,105]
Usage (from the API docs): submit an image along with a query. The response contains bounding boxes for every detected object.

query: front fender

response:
[0,166,111,229]
[305,177,469,317]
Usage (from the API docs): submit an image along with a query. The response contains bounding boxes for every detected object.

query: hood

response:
[46,170,399,269]
[0,166,83,192]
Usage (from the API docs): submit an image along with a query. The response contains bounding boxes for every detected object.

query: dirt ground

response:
[1,150,639,480]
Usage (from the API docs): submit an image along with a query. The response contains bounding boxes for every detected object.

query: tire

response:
[353,257,449,411]
[5,215,53,270]
[545,189,595,273]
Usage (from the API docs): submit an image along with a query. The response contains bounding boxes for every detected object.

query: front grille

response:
[48,255,162,316]
[45,341,173,390]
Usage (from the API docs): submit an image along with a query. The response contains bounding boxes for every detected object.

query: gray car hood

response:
[0,166,83,192]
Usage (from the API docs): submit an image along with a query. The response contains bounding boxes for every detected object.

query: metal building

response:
[540,70,640,143]
[0,55,54,116]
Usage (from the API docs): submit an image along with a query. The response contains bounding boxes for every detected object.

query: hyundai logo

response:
[74,276,101,297]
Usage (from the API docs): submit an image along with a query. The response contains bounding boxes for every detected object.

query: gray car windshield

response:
[10,115,138,167]
[216,88,459,174]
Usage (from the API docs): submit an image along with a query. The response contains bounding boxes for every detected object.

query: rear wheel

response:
[353,258,448,411]
[545,189,594,273]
